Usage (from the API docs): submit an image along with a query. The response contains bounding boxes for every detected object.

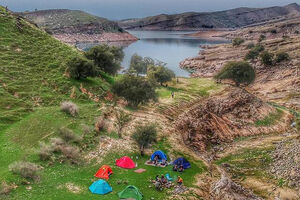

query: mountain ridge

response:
[119,3,300,30]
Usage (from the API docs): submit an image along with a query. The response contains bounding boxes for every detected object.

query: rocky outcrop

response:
[119,3,300,30]
[19,9,138,43]
[175,88,292,151]
[180,18,300,110]
[270,138,300,188]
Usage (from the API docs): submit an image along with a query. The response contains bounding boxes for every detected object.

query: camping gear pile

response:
[88,151,191,199]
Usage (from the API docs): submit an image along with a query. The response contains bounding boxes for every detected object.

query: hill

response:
[20,9,137,43]
[119,3,300,30]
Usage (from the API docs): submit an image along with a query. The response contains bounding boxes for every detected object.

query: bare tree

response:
[114,109,131,138]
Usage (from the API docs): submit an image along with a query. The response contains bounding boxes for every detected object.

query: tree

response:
[214,61,256,86]
[129,54,148,75]
[112,74,156,107]
[114,109,131,138]
[232,38,245,46]
[85,44,124,75]
[67,56,97,80]
[258,34,266,42]
[260,51,274,66]
[132,124,157,156]
[147,65,175,85]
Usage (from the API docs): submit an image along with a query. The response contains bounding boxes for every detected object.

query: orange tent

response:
[94,165,113,180]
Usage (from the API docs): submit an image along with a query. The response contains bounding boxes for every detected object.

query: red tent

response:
[94,165,113,180]
[116,156,136,169]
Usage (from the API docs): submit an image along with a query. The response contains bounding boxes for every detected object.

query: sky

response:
[1,0,299,20]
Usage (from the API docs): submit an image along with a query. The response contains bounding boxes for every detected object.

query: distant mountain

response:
[20,9,123,34]
[19,9,137,43]
[119,3,300,30]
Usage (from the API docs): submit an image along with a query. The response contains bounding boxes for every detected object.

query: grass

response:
[215,146,274,180]
[254,108,283,127]
[156,77,222,103]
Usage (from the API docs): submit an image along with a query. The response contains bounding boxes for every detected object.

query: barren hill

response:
[119,3,300,30]
[20,9,137,43]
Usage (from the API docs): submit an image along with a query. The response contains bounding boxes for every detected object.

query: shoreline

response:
[184,30,232,40]
[53,32,138,45]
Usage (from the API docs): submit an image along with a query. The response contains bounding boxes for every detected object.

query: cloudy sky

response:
[1,0,299,20]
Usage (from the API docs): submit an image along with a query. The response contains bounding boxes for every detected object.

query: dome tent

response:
[118,185,143,200]
[94,165,113,180]
[172,157,191,169]
[116,156,136,169]
[150,150,167,162]
[89,179,112,195]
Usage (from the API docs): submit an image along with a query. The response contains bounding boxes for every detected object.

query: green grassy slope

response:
[0,7,109,130]
[0,6,109,184]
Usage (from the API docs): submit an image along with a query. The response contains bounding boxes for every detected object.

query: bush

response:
[60,145,81,164]
[95,116,106,133]
[296,118,300,131]
[132,124,157,156]
[147,65,175,85]
[112,74,157,107]
[9,161,42,181]
[214,61,256,86]
[85,44,124,75]
[260,51,274,66]
[0,182,14,195]
[245,44,265,60]
[60,101,79,117]
[270,29,277,34]
[246,42,255,49]
[295,30,299,34]
[114,109,131,138]
[232,38,245,46]
[38,142,53,161]
[59,128,81,144]
[67,56,97,80]
[258,34,266,42]
[274,52,289,63]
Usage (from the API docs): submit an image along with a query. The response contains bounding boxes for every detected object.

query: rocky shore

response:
[53,32,138,44]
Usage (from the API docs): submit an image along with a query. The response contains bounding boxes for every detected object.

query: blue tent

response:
[151,150,167,162]
[89,179,112,195]
[172,157,191,169]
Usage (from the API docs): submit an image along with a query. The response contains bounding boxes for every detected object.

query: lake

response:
[77,31,229,77]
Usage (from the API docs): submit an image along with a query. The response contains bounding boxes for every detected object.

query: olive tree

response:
[67,56,97,80]
[112,74,157,107]
[132,124,157,156]
[214,61,256,86]
[85,44,124,75]
[147,65,175,85]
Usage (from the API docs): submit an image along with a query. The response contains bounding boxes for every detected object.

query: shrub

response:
[0,182,14,196]
[60,101,79,117]
[296,118,300,131]
[232,38,245,46]
[85,44,124,75]
[147,65,175,85]
[112,74,157,107]
[50,137,65,153]
[245,44,264,60]
[258,34,266,42]
[270,29,277,34]
[246,42,255,49]
[67,56,97,80]
[132,124,157,156]
[214,61,256,86]
[274,52,289,63]
[295,30,299,34]
[260,51,274,66]
[114,109,131,138]
[60,145,81,164]
[9,161,42,181]
[59,128,81,144]
[38,142,53,161]
[95,116,106,133]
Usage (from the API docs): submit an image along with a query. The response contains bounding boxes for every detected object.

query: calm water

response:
[77,31,229,77]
